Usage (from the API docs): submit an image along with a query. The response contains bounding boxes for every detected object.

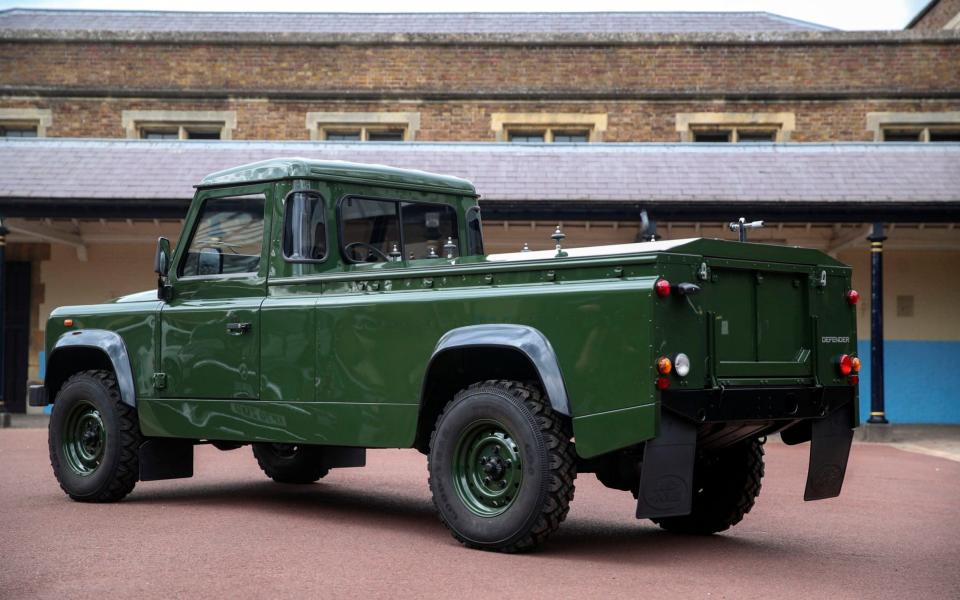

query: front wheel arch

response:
[45,330,138,408]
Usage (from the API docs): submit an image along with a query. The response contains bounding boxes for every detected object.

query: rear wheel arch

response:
[414,325,571,453]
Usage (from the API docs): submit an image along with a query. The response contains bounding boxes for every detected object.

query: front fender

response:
[46,329,137,407]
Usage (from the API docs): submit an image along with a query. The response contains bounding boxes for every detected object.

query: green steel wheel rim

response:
[452,419,523,518]
[62,400,106,477]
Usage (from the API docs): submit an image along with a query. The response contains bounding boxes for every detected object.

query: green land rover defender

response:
[30,159,860,552]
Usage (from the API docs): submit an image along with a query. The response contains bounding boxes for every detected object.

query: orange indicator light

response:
[63,319,74,327]
[656,356,672,375]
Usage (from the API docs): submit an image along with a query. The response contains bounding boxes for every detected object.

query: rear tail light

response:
[837,354,853,376]
[655,279,671,298]
[656,376,670,390]
[656,356,672,375]
[849,375,860,386]
[846,290,860,305]
[851,356,861,373]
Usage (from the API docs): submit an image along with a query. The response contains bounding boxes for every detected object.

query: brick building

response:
[0,9,958,423]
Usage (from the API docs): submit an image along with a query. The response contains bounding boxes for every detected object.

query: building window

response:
[320,127,406,142]
[0,108,52,137]
[507,128,591,143]
[1,124,38,137]
[491,113,607,143]
[881,126,960,142]
[306,112,420,142]
[676,112,795,143]
[122,110,237,140]
[691,127,777,143]
[867,112,960,142]
[140,125,223,140]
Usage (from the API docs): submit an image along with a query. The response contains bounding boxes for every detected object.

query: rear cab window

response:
[339,197,460,263]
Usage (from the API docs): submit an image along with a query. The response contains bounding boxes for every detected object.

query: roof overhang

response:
[1,139,958,222]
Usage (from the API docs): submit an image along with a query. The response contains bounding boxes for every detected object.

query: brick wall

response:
[3,39,959,94]
[2,36,959,142]
[910,0,960,29]
[3,96,959,142]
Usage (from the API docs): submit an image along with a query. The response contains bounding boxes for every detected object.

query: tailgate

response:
[710,265,812,378]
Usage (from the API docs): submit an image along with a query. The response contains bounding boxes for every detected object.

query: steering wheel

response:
[344,241,391,263]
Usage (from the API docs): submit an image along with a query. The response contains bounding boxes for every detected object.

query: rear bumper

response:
[28,384,48,407]
[662,385,856,425]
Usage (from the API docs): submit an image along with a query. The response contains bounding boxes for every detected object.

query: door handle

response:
[226,322,252,335]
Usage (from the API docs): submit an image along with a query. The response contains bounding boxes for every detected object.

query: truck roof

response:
[198,157,477,195]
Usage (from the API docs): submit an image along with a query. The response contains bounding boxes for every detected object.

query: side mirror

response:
[154,237,171,275]
[154,237,173,301]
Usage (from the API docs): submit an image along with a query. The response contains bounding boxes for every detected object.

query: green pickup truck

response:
[30,159,860,552]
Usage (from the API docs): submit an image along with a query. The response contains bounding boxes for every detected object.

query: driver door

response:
[159,187,270,399]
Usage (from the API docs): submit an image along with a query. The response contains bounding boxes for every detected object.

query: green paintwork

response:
[62,400,105,476]
[43,159,858,462]
[453,419,523,517]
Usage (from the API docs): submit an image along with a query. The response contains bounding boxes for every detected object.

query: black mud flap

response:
[322,446,366,469]
[635,411,698,519]
[804,404,854,501]
[139,438,194,481]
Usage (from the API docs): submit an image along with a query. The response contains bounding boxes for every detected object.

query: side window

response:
[340,197,400,263]
[283,192,327,261]
[179,194,265,277]
[401,202,458,259]
[465,206,484,256]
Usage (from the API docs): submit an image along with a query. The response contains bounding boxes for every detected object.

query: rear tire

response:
[653,438,764,534]
[252,443,329,484]
[48,370,142,502]
[428,380,577,553]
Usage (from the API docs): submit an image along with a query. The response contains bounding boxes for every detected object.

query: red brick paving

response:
[1,429,958,599]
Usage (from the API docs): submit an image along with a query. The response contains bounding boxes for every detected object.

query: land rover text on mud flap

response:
[30,159,859,552]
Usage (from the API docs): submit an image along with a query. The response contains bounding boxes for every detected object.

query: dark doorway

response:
[3,261,31,413]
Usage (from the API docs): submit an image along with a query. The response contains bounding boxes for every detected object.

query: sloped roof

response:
[0,9,832,34]
[1,140,957,213]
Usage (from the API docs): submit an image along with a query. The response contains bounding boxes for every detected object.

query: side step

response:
[635,411,697,519]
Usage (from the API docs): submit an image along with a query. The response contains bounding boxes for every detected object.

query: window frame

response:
[465,206,485,256]
[336,195,461,265]
[122,110,236,140]
[677,112,794,143]
[281,190,329,264]
[491,113,607,142]
[306,112,421,141]
[139,123,224,140]
[176,193,268,280]
[0,109,51,137]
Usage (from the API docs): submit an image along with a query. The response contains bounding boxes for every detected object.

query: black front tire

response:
[252,443,329,484]
[48,370,142,502]
[428,380,577,553]
[653,438,764,534]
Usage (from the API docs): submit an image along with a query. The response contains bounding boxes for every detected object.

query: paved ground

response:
[1,429,958,599]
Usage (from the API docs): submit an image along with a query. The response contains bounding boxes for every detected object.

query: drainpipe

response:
[0,216,8,427]
[867,222,888,426]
